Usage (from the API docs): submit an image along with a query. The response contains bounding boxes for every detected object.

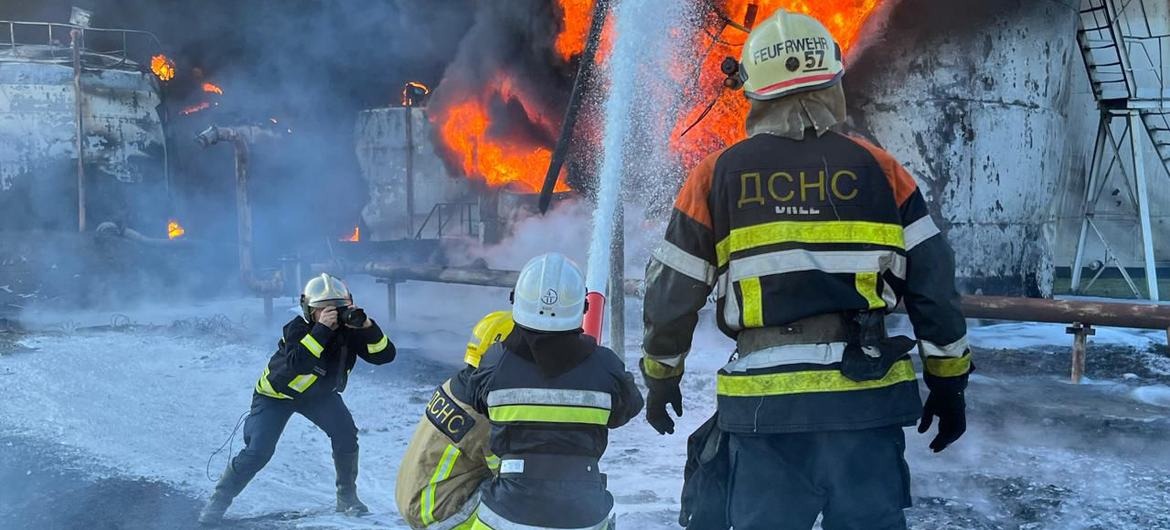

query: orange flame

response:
[151,54,175,81]
[342,225,360,242]
[167,219,185,239]
[432,72,568,193]
[202,82,224,95]
[671,0,884,167]
[181,101,211,115]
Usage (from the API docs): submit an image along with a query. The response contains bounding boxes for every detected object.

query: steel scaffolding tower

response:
[1071,0,1170,300]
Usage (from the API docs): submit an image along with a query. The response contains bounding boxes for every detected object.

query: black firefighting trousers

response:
[228,392,359,480]
[726,426,911,530]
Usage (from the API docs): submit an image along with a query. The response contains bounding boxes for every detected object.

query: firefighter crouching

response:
[395,311,515,530]
[199,274,397,525]
[641,10,972,530]
[465,253,645,530]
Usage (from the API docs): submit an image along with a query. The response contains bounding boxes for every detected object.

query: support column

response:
[608,203,626,355]
[1130,111,1160,301]
[1070,120,1108,293]
[1066,322,1095,384]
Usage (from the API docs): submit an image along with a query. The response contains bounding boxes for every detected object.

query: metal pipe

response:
[70,28,85,232]
[404,105,415,238]
[196,125,284,295]
[1066,322,1095,384]
[335,264,1170,331]
[959,295,1170,330]
[538,0,610,213]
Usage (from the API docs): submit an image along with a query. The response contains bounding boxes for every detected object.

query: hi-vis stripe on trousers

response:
[470,502,612,530]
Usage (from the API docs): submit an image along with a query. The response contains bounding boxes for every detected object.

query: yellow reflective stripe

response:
[855,272,884,309]
[488,404,610,425]
[642,357,684,379]
[367,334,389,354]
[925,352,972,377]
[485,454,501,472]
[300,334,324,358]
[740,277,764,327]
[287,373,318,393]
[256,367,292,400]
[421,444,462,526]
[717,358,917,397]
[451,518,477,530]
[716,220,905,266]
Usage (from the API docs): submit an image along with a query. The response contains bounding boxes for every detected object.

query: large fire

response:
[151,54,175,81]
[432,72,568,193]
[432,1,884,192]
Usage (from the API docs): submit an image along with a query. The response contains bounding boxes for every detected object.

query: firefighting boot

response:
[334,451,369,515]
[198,464,251,525]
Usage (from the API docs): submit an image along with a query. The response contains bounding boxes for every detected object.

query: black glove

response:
[917,372,968,452]
[641,362,683,435]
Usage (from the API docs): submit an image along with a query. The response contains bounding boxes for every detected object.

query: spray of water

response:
[584,0,691,295]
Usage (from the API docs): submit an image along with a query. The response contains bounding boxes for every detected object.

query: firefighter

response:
[641,10,972,530]
[464,253,644,530]
[395,310,515,530]
[198,273,396,525]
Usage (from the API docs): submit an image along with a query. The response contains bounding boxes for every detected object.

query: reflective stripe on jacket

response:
[396,374,495,530]
[466,330,643,529]
[255,316,395,400]
[642,131,971,433]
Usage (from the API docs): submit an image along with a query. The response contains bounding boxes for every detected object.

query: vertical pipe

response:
[70,29,86,232]
[1130,111,1159,300]
[405,105,416,238]
[263,297,274,326]
[385,281,398,322]
[234,137,254,283]
[538,0,610,213]
[608,203,626,354]
[1071,119,1108,292]
[1066,322,1094,384]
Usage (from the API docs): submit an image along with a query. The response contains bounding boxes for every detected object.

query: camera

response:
[339,306,367,327]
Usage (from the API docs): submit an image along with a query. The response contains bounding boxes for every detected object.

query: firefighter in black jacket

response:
[199,273,396,525]
[465,253,644,530]
[642,10,972,530]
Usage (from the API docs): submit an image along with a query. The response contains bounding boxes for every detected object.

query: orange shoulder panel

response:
[847,135,919,206]
[674,148,725,230]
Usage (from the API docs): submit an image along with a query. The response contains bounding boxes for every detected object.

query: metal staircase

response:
[1070,0,1170,300]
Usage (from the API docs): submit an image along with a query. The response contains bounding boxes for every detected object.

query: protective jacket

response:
[396,369,496,530]
[466,328,644,529]
[642,130,972,434]
[256,316,394,400]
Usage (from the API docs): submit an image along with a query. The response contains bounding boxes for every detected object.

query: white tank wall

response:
[354,107,473,241]
[0,56,165,229]
[848,0,1090,296]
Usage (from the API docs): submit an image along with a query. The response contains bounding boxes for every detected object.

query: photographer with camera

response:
[199,273,396,525]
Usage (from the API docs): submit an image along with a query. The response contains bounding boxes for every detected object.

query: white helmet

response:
[300,273,351,322]
[740,9,844,101]
[511,253,586,332]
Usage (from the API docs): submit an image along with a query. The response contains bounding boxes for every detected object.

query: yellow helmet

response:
[465,311,515,367]
[739,9,844,101]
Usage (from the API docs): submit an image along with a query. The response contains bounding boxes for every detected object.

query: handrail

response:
[413,202,477,240]
[0,20,163,67]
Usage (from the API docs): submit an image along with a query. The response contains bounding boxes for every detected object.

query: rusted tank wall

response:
[0,51,165,231]
[848,0,1088,296]
[354,107,473,241]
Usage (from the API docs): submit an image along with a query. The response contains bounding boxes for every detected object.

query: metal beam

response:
[1130,111,1160,300]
